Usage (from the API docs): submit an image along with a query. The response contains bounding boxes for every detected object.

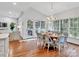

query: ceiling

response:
[31,2,79,16]
[0,2,79,18]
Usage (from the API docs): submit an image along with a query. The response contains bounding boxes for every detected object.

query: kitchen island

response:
[0,33,9,57]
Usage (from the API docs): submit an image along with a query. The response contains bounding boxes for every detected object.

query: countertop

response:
[0,33,9,39]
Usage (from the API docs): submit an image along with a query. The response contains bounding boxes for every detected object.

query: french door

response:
[35,21,46,34]
[27,20,46,39]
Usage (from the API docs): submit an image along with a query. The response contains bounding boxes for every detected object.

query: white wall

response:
[19,8,47,39]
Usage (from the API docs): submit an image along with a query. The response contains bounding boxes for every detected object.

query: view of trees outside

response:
[53,20,59,32]
[69,18,79,37]
[61,19,68,33]
[35,21,40,29]
[27,20,33,29]
[35,21,45,29]
[27,20,33,36]
[27,18,79,38]
[35,21,45,33]
[41,21,45,29]
[53,17,79,38]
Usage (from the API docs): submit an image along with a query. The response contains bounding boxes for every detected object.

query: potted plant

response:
[10,22,15,31]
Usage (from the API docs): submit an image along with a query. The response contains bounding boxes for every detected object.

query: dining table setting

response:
[38,31,66,51]
[39,32,59,49]
[41,32,59,42]
[36,32,67,51]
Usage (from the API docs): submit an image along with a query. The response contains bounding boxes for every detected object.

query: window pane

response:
[61,19,68,33]
[53,20,59,32]
[41,21,45,29]
[35,21,40,29]
[69,18,79,37]
[27,20,33,29]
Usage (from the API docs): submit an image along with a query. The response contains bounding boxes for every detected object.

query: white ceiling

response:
[0,2,79,18]
[31,2,79,16]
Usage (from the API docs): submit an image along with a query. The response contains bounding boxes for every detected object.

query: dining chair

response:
[56,36,66,52]
[63,33,68,45]
[36,33,42,46]
[36,32,46,48]
[44,35,55,51]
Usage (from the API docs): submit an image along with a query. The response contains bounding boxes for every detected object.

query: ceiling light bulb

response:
[46,17,50,20]
[13,2,16,5]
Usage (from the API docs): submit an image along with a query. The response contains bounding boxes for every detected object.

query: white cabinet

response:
[0,34,9,57]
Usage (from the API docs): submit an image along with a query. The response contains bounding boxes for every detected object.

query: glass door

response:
[27,20,33,37]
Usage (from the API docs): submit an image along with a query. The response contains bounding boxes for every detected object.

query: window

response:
[27,20,33,36]
[35,21,45,33]
[27,20,33,29]
[61,19,68,33]
[53,17,79,38]
[69,18,79,37]
[41,21,45,29]
[53,20,59,32]
[35,21,40,29]
[35,21,45,29]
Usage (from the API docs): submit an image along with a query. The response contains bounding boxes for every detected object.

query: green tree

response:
[10,22,15,31]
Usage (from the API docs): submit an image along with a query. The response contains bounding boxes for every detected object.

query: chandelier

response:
[46,2,56,20]
[46,16,56,20]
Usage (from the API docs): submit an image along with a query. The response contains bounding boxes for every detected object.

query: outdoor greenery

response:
[53,17,79,38]
[27,20,33,29]
[10,22,16,31]
[53,20,59,32]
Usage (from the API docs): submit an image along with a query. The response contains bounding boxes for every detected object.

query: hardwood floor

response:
[9,39,79,57]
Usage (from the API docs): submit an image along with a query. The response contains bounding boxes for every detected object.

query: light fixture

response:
[13,2,17,5]
[46,2,56,20]
[46,16,50,20]
[50,16,56,20]
[46,16,56,21]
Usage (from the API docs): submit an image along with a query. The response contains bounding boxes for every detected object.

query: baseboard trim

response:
[67,42,79,46]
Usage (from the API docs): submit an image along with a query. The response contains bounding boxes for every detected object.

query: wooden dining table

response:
[41,32,59,41]
[50,34,59,41]
[41,32,61,50]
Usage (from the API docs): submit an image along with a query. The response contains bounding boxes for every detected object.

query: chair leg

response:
[53,45,55,51]
[41,41,44,48]
[37,41,39,47]
[43,42,46,49]
[48,43,50,51]
[58,45,61,55]
[36,39,40,47]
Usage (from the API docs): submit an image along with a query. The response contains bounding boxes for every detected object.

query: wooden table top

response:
[41,32,59,37]
[41,32,59,41]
